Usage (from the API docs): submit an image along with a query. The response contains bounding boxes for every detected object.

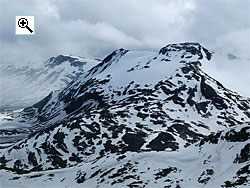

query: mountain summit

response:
[159,42,212,60]
[0,43,249,188]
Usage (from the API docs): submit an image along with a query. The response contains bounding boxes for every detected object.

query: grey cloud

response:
[185,0,250,55]
[0,0,249,96]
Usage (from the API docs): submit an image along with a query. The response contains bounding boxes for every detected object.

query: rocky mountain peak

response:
[44,55,87,69]
[159,42,212,62]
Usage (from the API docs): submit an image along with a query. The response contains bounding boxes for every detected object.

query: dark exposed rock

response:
[200,77,227,110]
[147,132,179,151]
[28,152,38,166]
[224,127,249,142]
[223,176,248,188]
[199,131,222,146]
[32,92,53,111]
[69,153,82,163]
[170,123,204,144]
[234,144,249,163]
[0,155,9,168]
[155,167,178,180]
[103,140,119,153]
[122,132,146,151]
[159,43,212,61]
[195,101,209,113]
[75,171,86,183]
[198,169,214,184]
[236,164,249,176]
[53,131,68,153]
[45,55,85,68]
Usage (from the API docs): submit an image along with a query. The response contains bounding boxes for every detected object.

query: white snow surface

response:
[0,124,249,188]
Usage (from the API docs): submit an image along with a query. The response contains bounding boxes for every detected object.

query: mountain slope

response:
[0,55,100,111]
[0,124,249,188]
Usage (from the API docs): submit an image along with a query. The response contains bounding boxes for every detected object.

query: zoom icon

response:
[16,16,35,35]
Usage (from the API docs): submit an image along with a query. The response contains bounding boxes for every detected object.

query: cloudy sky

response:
[0,0,250,96]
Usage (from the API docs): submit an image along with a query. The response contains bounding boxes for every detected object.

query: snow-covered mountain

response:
[16,43,250,146]
[1,124,248,187]
[0,43,249,187]
[0,55,100,111]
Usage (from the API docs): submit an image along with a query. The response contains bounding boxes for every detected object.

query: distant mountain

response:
[0,55,100,111]
[0,43,249,187]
